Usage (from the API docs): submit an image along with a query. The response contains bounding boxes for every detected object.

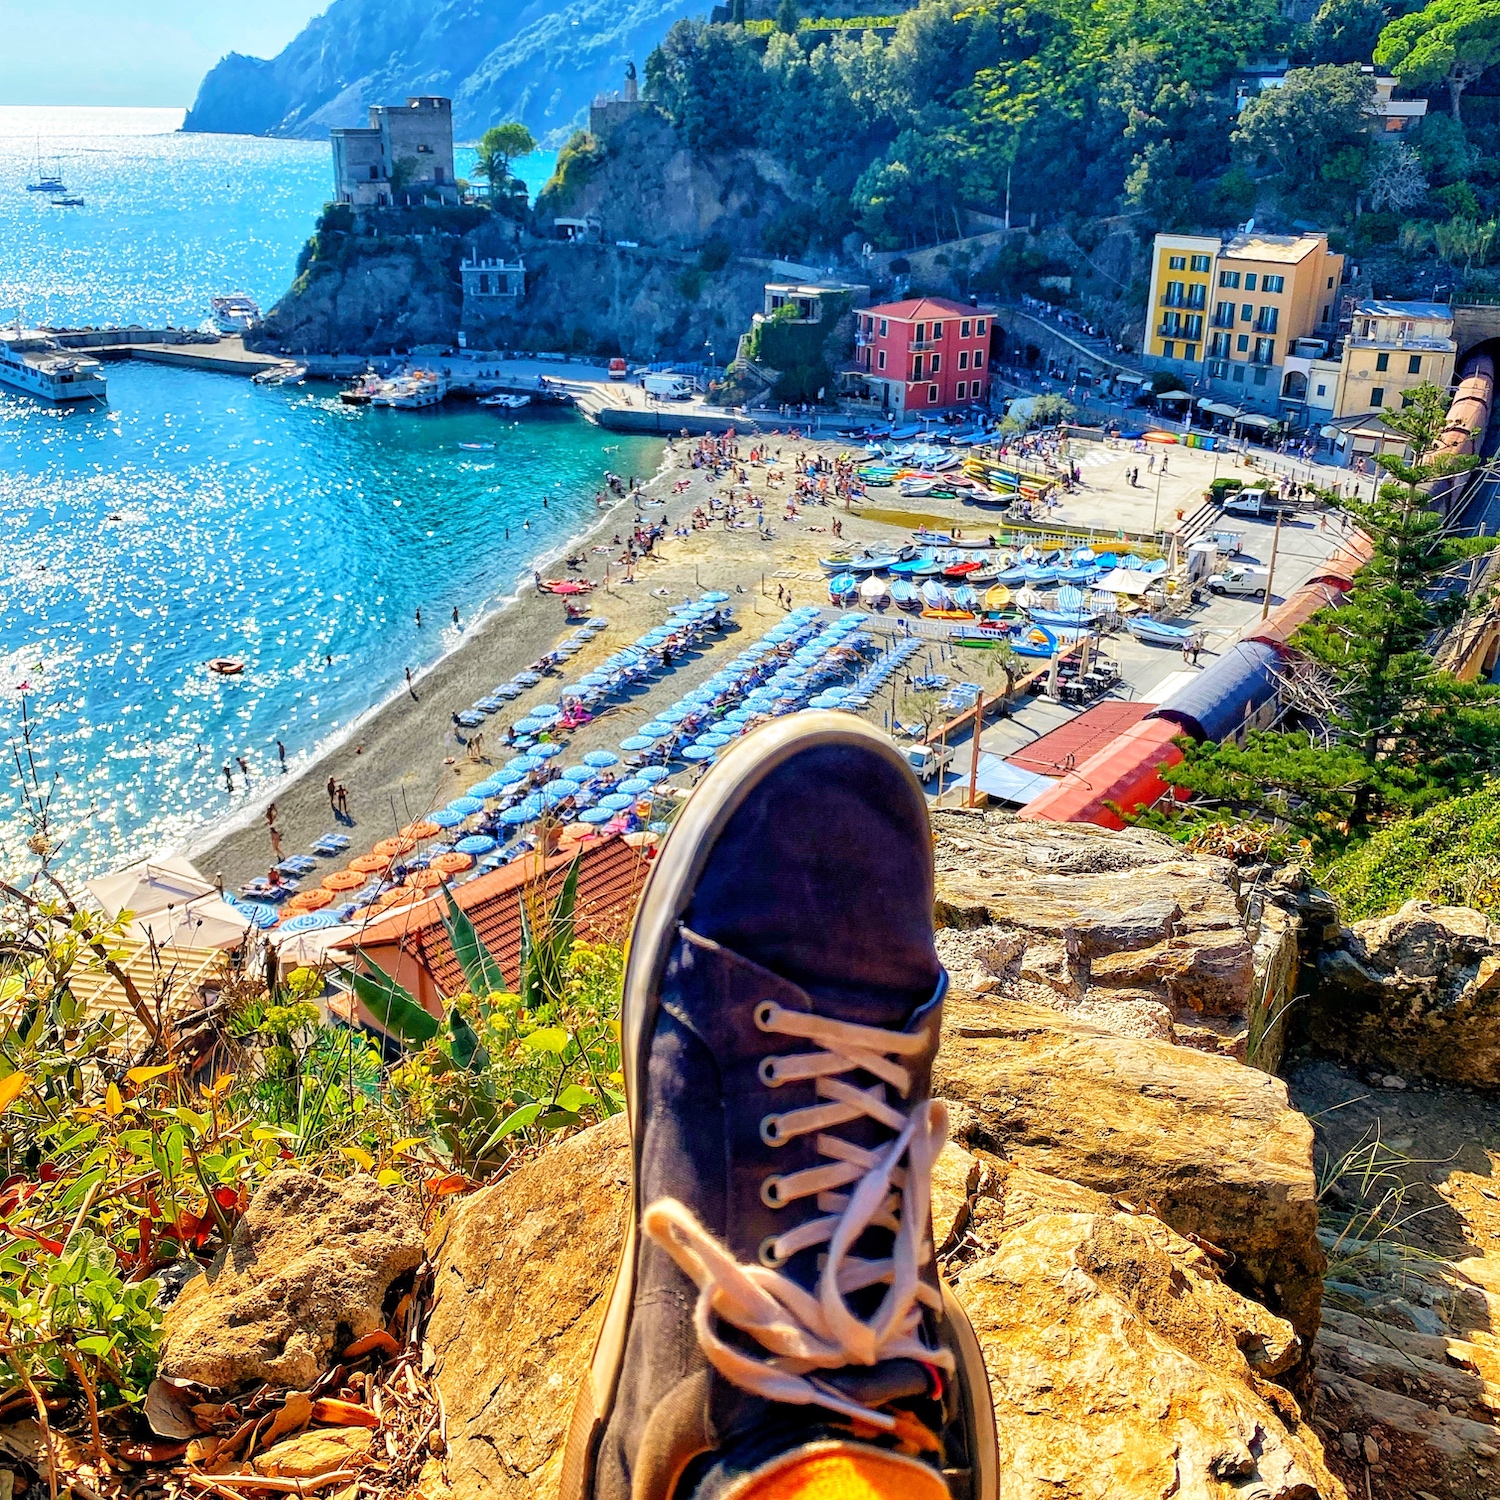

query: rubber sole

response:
[560,712,998,1500]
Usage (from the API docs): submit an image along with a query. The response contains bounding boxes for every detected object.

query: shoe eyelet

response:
[759,1235,788,1268]
[758,1057,781,1087]
[760,1175,785,1209]
[754,1001,776,1031]
[760,1114,787,1147]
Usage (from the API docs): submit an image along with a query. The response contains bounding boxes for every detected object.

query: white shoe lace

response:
[642,998,953,1430]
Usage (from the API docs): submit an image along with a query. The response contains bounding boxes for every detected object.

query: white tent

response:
[271,924,361,966]
[1093,567,1158,596]
[88,856,215,920]
[128,894,251,951]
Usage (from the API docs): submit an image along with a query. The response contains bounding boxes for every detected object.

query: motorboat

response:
[341,372,381,405]
[480,393,531,410]
[1126,616,1205,648]
[210,294,261,335]
[0,327,106,403]
[373,369,448,409]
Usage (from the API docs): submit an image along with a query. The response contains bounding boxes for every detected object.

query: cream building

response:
[1333,299,1456,419]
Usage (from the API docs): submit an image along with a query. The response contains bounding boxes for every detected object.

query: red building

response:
[844,297,995,417]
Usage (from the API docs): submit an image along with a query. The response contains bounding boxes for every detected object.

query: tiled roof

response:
[1006,701,1155,778]
[861,297,994,321]
[355,835,653,999]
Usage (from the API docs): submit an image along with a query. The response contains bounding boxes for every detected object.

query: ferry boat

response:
[210,294,261,335]
[0,328,107,403]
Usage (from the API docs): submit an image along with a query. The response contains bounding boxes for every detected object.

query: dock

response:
[45,327,295,380]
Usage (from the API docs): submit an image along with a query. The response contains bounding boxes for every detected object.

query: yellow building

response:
[1144,230,1345,419]
[1333,299,1456,419]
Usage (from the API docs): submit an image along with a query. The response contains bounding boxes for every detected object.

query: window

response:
[973,350,986,369]
[956,381,968,400]
[1408,354,1422,374]
[1253,366,1269,386]
[1213,301,1236,328]
[1169,254,1187,269]
[960,319,972,338]
[932,322,943,337]
[1245,273,1258,291]
[1187,284,1206,309]
[930,354,941,373]
[1232,365,1245,383]
[1253,337,1275,364]
[1371,387,1385,407]
[1219,270,1241,288]
[479,274,489,294]
[958,350,970,370]
[435,167,445,183]
[1237,334,1250,352]
[974,382,984,399]
[976,319,987,334]
[369,165,379,180]
[1321,305,1331,324]
[1263,274,1284,293]
[1165,280,1186,305]
[912,354,923,378]
[1375,351,1389,372]
[1241,303,1253,322]
[1162,340,1176,358]
[1327,276,1334,288]
[877,350,886,371]
[1209,332,1231,358]
[879,319,888,337]
[1190,253,1212,273]
[915,323,926,342]
[928,384,940,404]
[1185,314,1203,339]
[1255,306,1279,334]
[1184,343,1197,362]
[1316,383,1327,397]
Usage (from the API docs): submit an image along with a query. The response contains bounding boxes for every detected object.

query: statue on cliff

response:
[624,62,639,104]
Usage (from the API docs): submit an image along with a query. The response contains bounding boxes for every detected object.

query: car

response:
[1207,565,1272,599]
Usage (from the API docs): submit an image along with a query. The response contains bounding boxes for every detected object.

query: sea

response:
[0,107,659,882]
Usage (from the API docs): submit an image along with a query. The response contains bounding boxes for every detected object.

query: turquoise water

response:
[0,107,631,881]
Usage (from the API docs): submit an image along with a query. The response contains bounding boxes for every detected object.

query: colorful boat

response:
[891,581,922,612]
[920,579,953,611]
[983,584,1012,612]
[828,572,859,603]
[1012,624,1061,658]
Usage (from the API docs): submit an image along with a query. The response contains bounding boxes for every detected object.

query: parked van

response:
[1218,487,1298,518]
[644,373,693,400]
[1207,565,1273,599]
[905,743,955,783]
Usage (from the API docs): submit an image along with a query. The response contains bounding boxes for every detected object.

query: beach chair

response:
[311,833,351,857]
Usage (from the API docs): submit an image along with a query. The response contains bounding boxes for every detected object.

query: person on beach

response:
[223,763,234,793]
[270,826,284,861]
[236,755,250,778]
[336,783,350,817]
[453,606,461,626]
[276,740,287,768]
[327,776,338,809]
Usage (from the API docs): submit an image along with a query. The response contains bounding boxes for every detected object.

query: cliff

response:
[182,0,700,144]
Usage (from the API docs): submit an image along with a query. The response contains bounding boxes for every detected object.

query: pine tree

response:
[776,0,800,35]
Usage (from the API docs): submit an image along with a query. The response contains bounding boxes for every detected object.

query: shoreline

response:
[186,435,677,884]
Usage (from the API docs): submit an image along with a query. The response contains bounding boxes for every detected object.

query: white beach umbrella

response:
[127,894,251,950]
[88,856,216,919]
[271,924,361,966]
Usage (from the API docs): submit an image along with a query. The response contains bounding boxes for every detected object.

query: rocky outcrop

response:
[424,1109,1341,1500]
[931,809,1283,1065]
[160,1170,425,1390]
[936,996,1326,1371]
[183,0,701,144]
[1314,899,1500,1086]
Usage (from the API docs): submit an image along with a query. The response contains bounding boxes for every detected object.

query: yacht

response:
[372,369,448,409]
[0,328,108,403]
[210,294,261,335]
[26,147,65,194]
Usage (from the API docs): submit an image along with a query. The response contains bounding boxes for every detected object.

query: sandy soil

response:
[194,428,914,890]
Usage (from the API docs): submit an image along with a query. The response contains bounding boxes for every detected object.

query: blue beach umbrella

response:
[455,835,497,855]
[468,779,506,799]
[640,722,673,738]
[682,745,716,762]
[530,705,563,723]
[506,755,540,774]
[562,765,594,784]
[239,902,279,930]
[579,807,614,825]
[513,718,546,735]
[499,806,532,826]
[637,765,670,784]
[278,912,339,935]
[445,797,485,817]
[532,743,562,760]
[620,735,655,752]
[617,778,651,796]
[700,591,730,604]
[584,750,620,768]
[696,732,732,749]
[599,793,635,812]
[428,808,465,829]
[520,793,546,818]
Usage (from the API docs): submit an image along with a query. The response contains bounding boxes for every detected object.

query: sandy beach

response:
[193,424,916,890]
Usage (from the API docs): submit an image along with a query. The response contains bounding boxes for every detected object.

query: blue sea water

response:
[0,107,639,882]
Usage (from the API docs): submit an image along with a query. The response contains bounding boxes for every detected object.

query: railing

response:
[1346,335,1455,351]
[910,338,939,352]
[1160,293,1206,310]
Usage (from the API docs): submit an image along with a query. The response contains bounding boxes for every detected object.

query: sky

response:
[0,2,331,108]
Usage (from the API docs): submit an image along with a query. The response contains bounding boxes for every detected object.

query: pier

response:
[47,327,294,379]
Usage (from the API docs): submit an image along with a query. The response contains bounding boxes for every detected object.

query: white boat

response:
[373,369,448,409]
[857,576,890,609]
[26,146,65,193]
[479,393,531,410]
[210,294,261,335]
[0,327,107,403]
[1126,616,1204,648]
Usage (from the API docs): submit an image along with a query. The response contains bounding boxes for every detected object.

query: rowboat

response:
[828,572,859,603]
[1126,616,1204,647]
[983,584,1012,611]
[920,579,953,611]
[891,581,922,612]
[858,576,890,608]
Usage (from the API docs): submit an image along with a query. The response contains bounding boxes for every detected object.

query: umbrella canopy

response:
[455,835,497,855]
[682,745,716,761]
[431,852,474,874]
[636,765,670,784]
[129,894,251,950]
[277,911,341,936]
[579,807,614,825]
[372,836,417,858]
[584,750,620,768]
[542,782,576,808]
[696,732,732,749]
[532,743,562,760]
[499,806,533,826]
[445,797,485,818]
[400,820,442,840]
[599,793,635,812]
[617,777,651,796]
[513,718,547,735]
[530,704,562,722]
[88,856,214,919]
[322,868,368,892]
[620,736,655,751]
[506,755,541,774]
[235,900,280,931]
[427,808,465,829]
[272,922,360,964]
[467,778,507,798]
[562,765,594,783]
[700,591,730,604]
[519,794,546,818]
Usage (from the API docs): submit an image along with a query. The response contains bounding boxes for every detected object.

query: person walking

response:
[270,825,284,861]
[276,739,287,768]
[336,783,350,818]
[223,763,234,794]
[326,775,338,810]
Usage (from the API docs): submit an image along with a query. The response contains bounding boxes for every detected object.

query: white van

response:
[644,373,694,400]
[1207,565,1273,599]
[1220,488,1298,518]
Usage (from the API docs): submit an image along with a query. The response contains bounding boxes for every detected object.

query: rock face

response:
[930,810,1280,1065]
[1314,899,1500,1085]
[935,996,1326,1376]
[426,1073,1334,1498]
[160,1170,425,1391]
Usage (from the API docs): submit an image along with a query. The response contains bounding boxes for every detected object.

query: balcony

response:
[854,332,875,347]
[1346,334,1456,352]
[909,338,939,352]
[1160,292,1206,310]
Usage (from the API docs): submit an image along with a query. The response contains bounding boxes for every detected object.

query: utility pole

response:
[1261,508,1283,621]
[968,691,984,807]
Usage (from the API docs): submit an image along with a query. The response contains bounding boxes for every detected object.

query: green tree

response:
[732,0,746,19]
[777,0,800,34]
[475,122,538,199]
[1307,0,1392,64]
[1375,0,1500,122]
[1231,65,1375,191]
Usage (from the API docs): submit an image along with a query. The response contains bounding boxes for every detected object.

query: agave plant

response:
[337,858,621,1174]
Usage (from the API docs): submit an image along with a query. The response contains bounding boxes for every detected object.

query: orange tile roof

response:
[354,835,653,999]
[862,297,995,322]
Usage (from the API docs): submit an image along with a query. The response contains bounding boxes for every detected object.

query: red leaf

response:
[37,1163,61,1183]
[212,1186,239,1212]
[12,1225,65,1255]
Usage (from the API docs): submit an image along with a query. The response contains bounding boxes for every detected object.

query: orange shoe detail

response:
[731,1444,950,1500]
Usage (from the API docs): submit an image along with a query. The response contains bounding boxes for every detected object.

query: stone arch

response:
[1281,370,1307,401]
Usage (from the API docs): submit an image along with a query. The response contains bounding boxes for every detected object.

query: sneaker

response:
[561,714,997,1500]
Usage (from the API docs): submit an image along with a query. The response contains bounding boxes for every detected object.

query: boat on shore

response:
[1127,616,1204,648]
[479,393,531,411]
[0,327,107,403]
[210,294,261,335]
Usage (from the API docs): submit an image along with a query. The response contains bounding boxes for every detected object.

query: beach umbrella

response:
[579,807,614,825]
[696,733,732,749]
[519,793,546,819]
[620,736,655,752]
[499,806,533,826]
[272,922,359,964]
[542,782,576,808]
[455,835,496,855]
[639,723,673,739]
[657,707,690,724]
[278,911,341,936]
[700,591,730,604]
[129,894,253,949]
[322,868,367,893]
[445,797,485,818]
[637,765,670,784]
[599,793,635,812]
[682,745,716,762]
[506,755,540,774]
[237,901,280,930]
[88,857,215,920]
[532,743,561,760]
[428,808,465,829]
[562,765,594,784]
[617,778,651,796]
[432,852,474,874]
[530,705,563,723]
[513,718,546,735]
[584,750,620,768]
[400,819,442,840]
[579,672,611,686]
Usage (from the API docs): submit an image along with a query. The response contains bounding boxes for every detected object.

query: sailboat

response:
[26,143,66,194]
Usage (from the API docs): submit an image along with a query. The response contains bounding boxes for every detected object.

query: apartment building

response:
[1332,299,1456,419]
[845,297,995,415]
[1144,229,1345,416]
